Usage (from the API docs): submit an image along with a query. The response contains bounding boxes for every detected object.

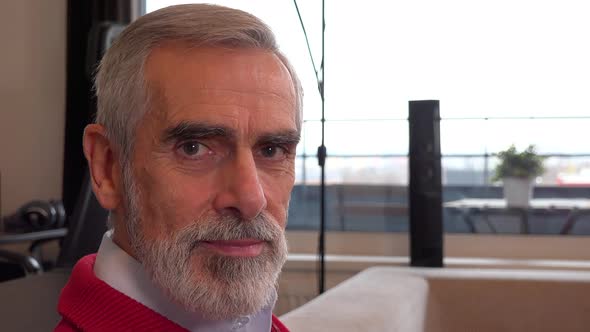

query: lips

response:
[201,239,265,257]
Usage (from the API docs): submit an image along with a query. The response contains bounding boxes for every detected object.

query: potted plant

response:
[492,145,545,207]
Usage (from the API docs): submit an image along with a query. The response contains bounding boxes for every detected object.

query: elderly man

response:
[55,4,301,332]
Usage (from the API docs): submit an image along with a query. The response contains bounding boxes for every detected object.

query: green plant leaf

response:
[492,144,545,182]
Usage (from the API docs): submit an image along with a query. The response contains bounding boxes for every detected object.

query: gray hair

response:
[95,4,303,163]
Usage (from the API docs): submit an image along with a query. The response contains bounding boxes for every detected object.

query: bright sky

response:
[146,1,590,156]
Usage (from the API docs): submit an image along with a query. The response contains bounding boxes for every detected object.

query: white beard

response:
[121,167,287,320]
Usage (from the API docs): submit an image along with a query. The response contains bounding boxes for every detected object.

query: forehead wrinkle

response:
[147,83,294,122]
[193,88,294,107]
[155,90,295,130]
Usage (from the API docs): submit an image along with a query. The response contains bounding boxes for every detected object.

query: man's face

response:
[118,45,298,319]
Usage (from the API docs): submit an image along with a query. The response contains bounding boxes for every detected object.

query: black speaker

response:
[409,100,443,267]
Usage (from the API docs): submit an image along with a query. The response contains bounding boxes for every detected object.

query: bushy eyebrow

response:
[162,121,235,144]
[256,130,301,147]
[162,121,300,147]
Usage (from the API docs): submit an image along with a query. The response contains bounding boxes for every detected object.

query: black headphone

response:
[2,200,66,233]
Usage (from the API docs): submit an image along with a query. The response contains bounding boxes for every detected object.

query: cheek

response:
[261,171,295,227]
[137,171,212,237]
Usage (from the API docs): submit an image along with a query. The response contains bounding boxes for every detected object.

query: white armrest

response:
[281,267,428,332]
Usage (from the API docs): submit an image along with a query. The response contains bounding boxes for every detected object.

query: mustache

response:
[174,212,282,246]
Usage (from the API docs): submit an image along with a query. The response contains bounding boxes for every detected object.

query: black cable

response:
[292,0,320,85]
[292,0,326,294]
[0,228,68,245]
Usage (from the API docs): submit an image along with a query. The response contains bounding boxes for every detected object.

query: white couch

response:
[281,266,590,332]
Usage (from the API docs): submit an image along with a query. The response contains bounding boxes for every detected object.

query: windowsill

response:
[286,253,590,272]
[286,231,590,261]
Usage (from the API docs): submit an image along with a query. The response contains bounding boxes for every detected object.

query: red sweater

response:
[55,254,289,332]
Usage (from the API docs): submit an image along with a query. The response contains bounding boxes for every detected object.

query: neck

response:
[110,217,138,260]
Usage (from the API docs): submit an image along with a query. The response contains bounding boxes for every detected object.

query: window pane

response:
[326,0,590,120]
[443,156,487,185]
[294,154,321,185]
[300,120,408,157]
[484,119,590,155]
[441,120,490,155]
[325,156,408,185]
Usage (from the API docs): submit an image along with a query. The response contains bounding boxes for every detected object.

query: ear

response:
[82,124,122,210]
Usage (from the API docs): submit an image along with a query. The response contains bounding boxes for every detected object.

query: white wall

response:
[0,0,66,216]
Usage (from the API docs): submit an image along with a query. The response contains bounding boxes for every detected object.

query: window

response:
[144,0,590,237]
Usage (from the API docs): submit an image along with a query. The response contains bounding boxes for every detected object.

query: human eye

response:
[176,141,212,159]
[257,145,289,161]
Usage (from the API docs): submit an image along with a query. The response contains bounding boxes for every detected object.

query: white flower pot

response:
[503,177,534,207]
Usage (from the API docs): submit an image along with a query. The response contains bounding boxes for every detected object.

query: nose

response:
[212,150,267,220]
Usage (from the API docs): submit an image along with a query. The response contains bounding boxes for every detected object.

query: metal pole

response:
[318,0,327,294]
